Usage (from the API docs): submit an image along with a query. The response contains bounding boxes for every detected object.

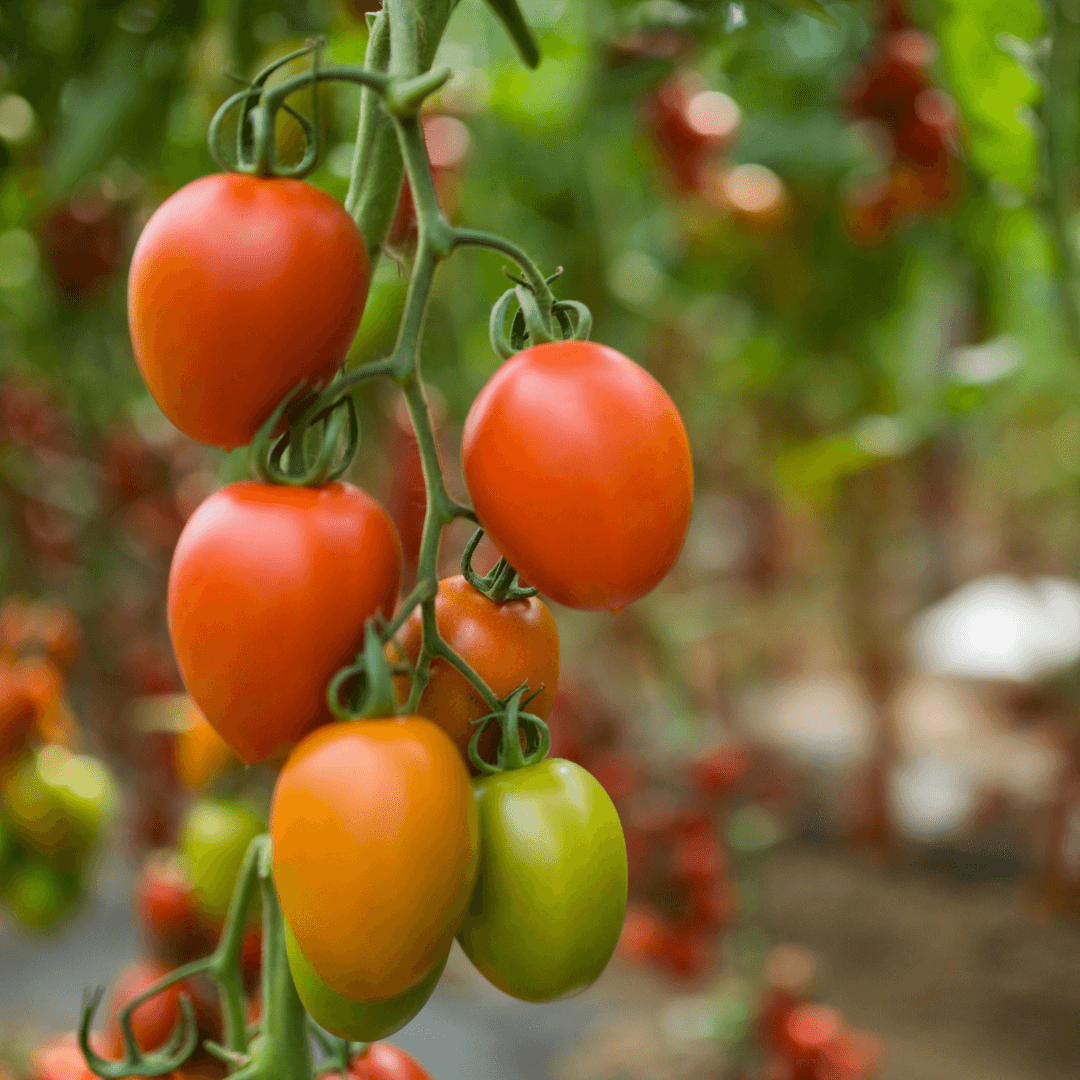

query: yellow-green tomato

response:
[2,752,71,855]
[180,799,264,922]
[285,923,446,1040]
[3,858,77,930]
[456,759,628,1002]
[36,746,117,847]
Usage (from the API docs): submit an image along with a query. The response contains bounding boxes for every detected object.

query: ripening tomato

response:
[286,924,447,1040]
[168,482,401,764]
[456,758,627,1002]
[0,662,34,760]
[272,716,478,1002]
[174,703,235,792]
[462,342,693,611]
[106,960,184,1057]
[136,851,211,962]
[179,799,264,923]
[393,575,559,761]
[128,174,369,449]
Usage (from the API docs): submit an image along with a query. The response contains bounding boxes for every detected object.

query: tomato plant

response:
[106,961,185,1056]
[462,341,694,611]
[271,716,478,1002]
[392,574,559,761]
[128,174,370,449]
[168,482,401,763]
[456,757,627,1002]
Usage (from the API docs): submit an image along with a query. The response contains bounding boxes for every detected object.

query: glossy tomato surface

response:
[286,923,446,1040]
[168,482,401,763]
[347,1044,433,1080]
[106,960,183,1056]
[128,174,369,449]
[457,758,628,1002]
[271,716,478,1002]
[393,575,559,761]
[461,341,693,611]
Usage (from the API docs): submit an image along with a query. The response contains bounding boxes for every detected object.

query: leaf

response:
[482,0,541,69]
[938,0,1045,192]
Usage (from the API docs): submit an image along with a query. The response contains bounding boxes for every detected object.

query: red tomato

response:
[106,961,184,1057]
[0,662,35,760]
[128,174,369,449]
[393,575,559,762]
[42,195,125,299]
[31,1033,107,1080]
[135,852,212,963]
[462,342,693,612]
[168,482,401,763]
[322,1044,432,1080]
[271,716,478,1002]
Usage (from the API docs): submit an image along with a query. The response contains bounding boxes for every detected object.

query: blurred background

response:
[2,0,1080,1077]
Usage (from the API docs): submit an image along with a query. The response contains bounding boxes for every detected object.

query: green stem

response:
[452,228,555,310]
[1044,0,1080,358]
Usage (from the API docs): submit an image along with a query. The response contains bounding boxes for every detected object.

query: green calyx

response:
[460,527,537,603]
[488,277,593,361]
[469,684,551,775]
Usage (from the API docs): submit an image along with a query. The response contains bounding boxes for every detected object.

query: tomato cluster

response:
[841,1,962,244]
[0,599,115,931]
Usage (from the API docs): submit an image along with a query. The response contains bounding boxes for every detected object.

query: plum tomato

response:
[461,341,693,612]
[271,717,478,1002]
[167,481,401,764]
[456,758,628,1002]
[128,174,369,449]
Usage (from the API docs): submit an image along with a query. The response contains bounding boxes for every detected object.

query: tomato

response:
[168,481,401,764]
[136,851,212,962]
[36,746,116,847]
[462,341,693,611]
[106,960,183,1057]
[0,598,81,670]
[31,1033,110,1080]
[393,575,559,761]
[128,174,369,449]
[179,799,264,923]
[0,662,34,760]
[174,702,235,792]
[3,751,71,855]
[456,758,627,1002]
[271,716,478,1001]
[286,923,447,1040]
[41,189,126,300]
[345,1044,434,1080]
[3,859,77,930]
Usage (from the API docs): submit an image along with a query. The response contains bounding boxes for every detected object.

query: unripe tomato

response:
[272,717,478,1001]
[128,174,369,449]
[0,663,35,760]
[168,482,401,764]
[393,575,559,761]
[462,341,693,611]
[286,923,447,1040]
[456,758,627,1002]
[179,799,264,922]
[105,960,183,1056]
[3,751,71,855]
[36,745,117,848]
[3,859,77,929]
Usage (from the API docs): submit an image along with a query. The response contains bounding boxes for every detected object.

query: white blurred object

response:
[888,754,979,840]
[908,574,1080,682]
[742,674,873,767]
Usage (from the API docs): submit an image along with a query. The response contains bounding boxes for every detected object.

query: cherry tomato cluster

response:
[0,599,116,931]
[758,947,883,1080]
[645,72,788,231]
[841,1,962,245]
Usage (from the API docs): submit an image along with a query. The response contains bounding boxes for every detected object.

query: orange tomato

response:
[174,702,235,791]
[0,662,35,760]
[271,716,478,1002]
[391,575,559,762]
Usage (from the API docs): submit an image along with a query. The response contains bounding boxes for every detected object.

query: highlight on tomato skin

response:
[127,173,370,450]
[461,340,694,613]
[167,481,401,765]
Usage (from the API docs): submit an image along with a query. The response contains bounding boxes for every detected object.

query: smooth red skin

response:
[128,174,369,449]
[394,575,559,761]
[322,1045,432,1080]
[136,856,208,960]
[106,961,184,1057]
[462,341,693,611]
[168,482,401,763]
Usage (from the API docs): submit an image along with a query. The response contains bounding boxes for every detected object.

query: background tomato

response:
[136,851,212,963]
[462,341,694,612]
[271,716,478,1002]
[128,173,369,449]
[179,799,263,923]
[173,703,235,792]
[168,481,401,764]
[457,758,628,1002]
[286,924,447,1041]
[393,575,559,761]
[105,960,183,1056]
[3,859,77,929]
[341,1044,434,1080]
[0,663,34,760]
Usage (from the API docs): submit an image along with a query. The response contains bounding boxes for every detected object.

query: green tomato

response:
[180,799,264,922]
[0,814,15,884]
[3,858,77,931]
[456,758,628,1003]
[285,922,447,1040]
[2,751,71,856]
[36,746,117,847]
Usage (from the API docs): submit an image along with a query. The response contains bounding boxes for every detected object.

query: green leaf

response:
[482,0,541,68]
[938,0,1045,192]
